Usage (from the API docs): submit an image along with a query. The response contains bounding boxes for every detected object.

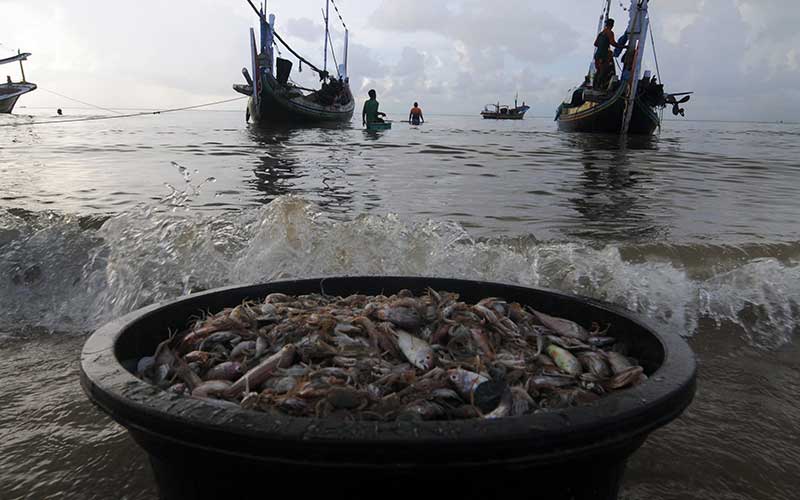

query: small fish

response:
[546,344,582,376]
[529,374,577,389]
[510,386,535,416]
[400,400,446,421]
[204,361,244,382]
[230,341,256,361]
[587,336,616,348]
[578,352,611,378]
[394,329,435,371]
[484,388,513,419]
[606,352,634,374]
[530,309,589,341]
[376,306,423,330]
[447,368,489,398]
[226,344,296,397]
[602,366,645,390]
[192,380,232,398]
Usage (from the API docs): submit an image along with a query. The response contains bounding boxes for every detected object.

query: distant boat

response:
[234,0,354,125]
[0,51,36,114]
[555,0,692,135]
[481,97,529,120]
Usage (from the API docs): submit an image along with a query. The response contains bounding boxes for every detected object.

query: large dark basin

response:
[80,276,696,500]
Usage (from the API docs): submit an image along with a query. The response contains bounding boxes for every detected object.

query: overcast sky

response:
[1,0,798,121]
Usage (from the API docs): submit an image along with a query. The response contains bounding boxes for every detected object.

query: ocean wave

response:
[1,197,797,349]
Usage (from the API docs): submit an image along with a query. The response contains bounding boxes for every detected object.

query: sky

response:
[1,0,799,121]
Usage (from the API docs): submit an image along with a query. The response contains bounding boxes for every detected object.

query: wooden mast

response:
[343,29,349,79]
[18,50,26,82]
[323,0,330,76]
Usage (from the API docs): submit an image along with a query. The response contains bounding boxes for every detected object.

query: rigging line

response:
[329,0,348,30]
[40,88,126,115]
[273,30,326,77]
[0,96,247,128]
[322,8,340,77]
[243,0,327,78]
[649,16,662,83]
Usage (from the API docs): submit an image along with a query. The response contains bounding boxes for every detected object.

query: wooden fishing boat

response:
[235,0,354,125]
[481,97,529,120]
[0,51,36,114]
[555,0,691,135]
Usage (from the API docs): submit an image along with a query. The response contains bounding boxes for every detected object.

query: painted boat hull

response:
[0,83,37,113]
[557,85,659,135]
[481,113,526,120]
[251,74,354,125]
[481,105,529,120]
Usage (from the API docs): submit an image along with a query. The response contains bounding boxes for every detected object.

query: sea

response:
[1,109,798,499]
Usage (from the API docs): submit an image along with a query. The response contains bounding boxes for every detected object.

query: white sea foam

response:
[1,196,797,349]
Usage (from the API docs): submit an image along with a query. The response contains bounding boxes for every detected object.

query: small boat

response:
[366,121,391,131]
[0,51,36,114]
[481,97,529,120]
[555,0,691,135]
[235,0,354,125]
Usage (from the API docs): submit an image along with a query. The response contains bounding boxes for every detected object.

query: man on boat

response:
[594,18,626,88]
[408,102,424,125]
[362,89,386,126]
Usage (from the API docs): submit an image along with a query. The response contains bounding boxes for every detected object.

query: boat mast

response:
[323,0,330,77]
[18,50,26,82]
[342,29,349,80]
[620,0,651,135]
[261,2,275,76]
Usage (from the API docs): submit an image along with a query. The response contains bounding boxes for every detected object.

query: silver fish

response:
[530,309,589,341]
[447,368,489,398]
[394,329,435,371]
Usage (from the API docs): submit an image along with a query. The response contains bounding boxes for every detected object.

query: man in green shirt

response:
[362,89,386,126]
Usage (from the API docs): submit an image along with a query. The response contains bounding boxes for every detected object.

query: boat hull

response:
[251,74,354,125]
[0,83,37,113]
[366,121,391,131]
[481,113,526,120]
[557,86,659,135]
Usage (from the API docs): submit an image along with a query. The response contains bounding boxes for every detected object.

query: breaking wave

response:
[1,196,798,349]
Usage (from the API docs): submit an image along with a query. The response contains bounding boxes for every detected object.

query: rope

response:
[330,0,348,30]
[0,96,247,128]
[242,0,327,78]
[649,16,662,83]
[41,88,126,115]
[273,30,327,78]
[322,9,340,77]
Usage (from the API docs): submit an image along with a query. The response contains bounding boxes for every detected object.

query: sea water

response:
[1,110,798,499]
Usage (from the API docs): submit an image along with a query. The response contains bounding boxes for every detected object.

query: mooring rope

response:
[0,96,247,127]
[41,88,126,115]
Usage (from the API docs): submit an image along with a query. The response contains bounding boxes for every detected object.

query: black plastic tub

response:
[80,276,696,500]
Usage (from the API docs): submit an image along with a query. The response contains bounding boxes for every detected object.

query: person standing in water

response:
[408,102,424,125]
[362,89,386,126]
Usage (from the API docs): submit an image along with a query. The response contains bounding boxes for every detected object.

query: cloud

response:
[649,0,800,120]
[370,0,581,66]
[2,0,800,120]
[285,17,324,43]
